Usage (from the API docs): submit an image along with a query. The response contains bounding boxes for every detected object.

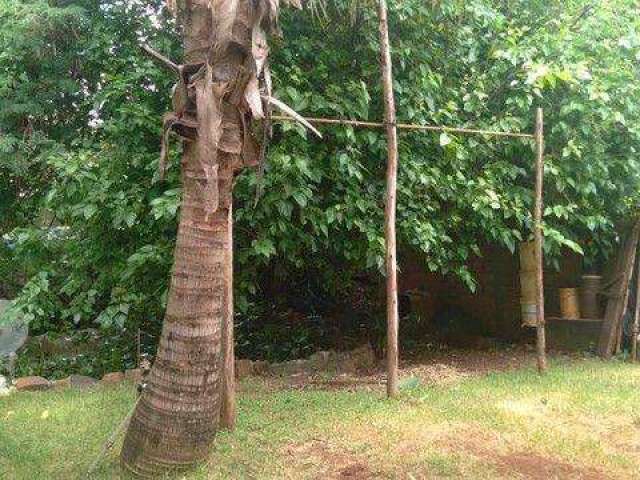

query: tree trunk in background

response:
[121,1,236,475]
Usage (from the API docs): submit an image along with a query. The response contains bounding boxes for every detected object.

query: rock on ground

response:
[0,374,9,396]
[124,368,142,382]
[14,376,51,391]
[101,372,125,385]
[53,375,98,390]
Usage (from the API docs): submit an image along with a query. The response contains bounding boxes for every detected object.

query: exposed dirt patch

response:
[450,431,610,480]
[401,362,470,386]
[283,440,376,479]
[338,462,371,478]
[404,345,540,376]
[494,452,609,480]
[280,345,543,392]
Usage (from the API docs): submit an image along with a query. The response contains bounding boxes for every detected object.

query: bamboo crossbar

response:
[271,114,535,139]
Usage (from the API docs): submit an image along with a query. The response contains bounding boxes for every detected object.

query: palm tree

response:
[120,0,296,475]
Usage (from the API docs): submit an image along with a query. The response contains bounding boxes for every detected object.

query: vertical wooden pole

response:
[220,203,236,429]
[631,252,640,363]
[534,108,547,373]
[136,327,141,368]
[597,221,640,358]
[378,0,400,397]
[615,232,639,355]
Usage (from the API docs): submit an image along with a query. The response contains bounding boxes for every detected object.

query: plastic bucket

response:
[519,241,537,272]
[519,271,537,303]
[521,302,538,327]
[559,288,580,319]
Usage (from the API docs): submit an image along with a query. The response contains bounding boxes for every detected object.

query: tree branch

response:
[140,44,180,74]
[570,4,595,31]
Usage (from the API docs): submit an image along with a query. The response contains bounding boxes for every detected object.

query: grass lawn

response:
[1,355,639,479]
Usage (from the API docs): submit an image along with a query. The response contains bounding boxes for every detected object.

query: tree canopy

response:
[1,0,639,337]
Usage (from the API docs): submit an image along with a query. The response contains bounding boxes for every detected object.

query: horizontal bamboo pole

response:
[271,114,534,139]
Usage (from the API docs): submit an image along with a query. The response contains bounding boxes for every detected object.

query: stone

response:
[14,376,51,391]
[0,299,28,357]
[336,356,357,375]
[125,368,142,382]
[268,362,286,376]
[270,359,309,377]
[53,377,70,390]
[0,374,8,396]
[308,350,337,371]
[101,372,125,385]
[52,375,97,390]
[252,360,269,375]
[68,375,97,389]
[235,359,253,379]
[348,344,376,370]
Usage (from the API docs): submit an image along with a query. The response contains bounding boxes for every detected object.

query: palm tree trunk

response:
[121,1,235,474]
[121,0,282,473]
[120,141,232,476]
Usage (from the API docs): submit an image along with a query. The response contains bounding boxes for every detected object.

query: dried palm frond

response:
[262,95,322,138]
[283,0,302,8]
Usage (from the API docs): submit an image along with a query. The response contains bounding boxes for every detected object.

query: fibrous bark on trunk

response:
[121,0,298,475]
[120,144,230,477]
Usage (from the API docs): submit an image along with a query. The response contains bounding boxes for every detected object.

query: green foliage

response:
[0,0,178,334]
[13,329,138,380]
[0,0,639,349]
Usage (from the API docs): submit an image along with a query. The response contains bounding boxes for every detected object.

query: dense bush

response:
[12,328,140,380]
[1,1,639,369]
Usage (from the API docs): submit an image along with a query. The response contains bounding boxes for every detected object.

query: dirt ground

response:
[273,344,549,392]
[261,347,623,480]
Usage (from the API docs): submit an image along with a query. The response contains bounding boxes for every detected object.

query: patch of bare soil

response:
[494,452,609,480]
[404,345,538,376]
[401,362,470,387]
[283,440,376,479]
[282,345,542,392]
[453,432,610,480]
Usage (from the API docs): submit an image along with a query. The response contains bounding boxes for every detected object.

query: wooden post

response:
[597,221,640,358]
[534,108,547,373]
[220,203,236,429]
[378,0,399,397]
[136,328,141,368]
[631,248,640,363]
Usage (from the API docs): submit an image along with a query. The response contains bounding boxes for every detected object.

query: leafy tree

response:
[0,0,178,328]
[0,0,638,376]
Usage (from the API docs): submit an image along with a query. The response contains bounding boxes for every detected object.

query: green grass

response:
[1,358,639,479]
